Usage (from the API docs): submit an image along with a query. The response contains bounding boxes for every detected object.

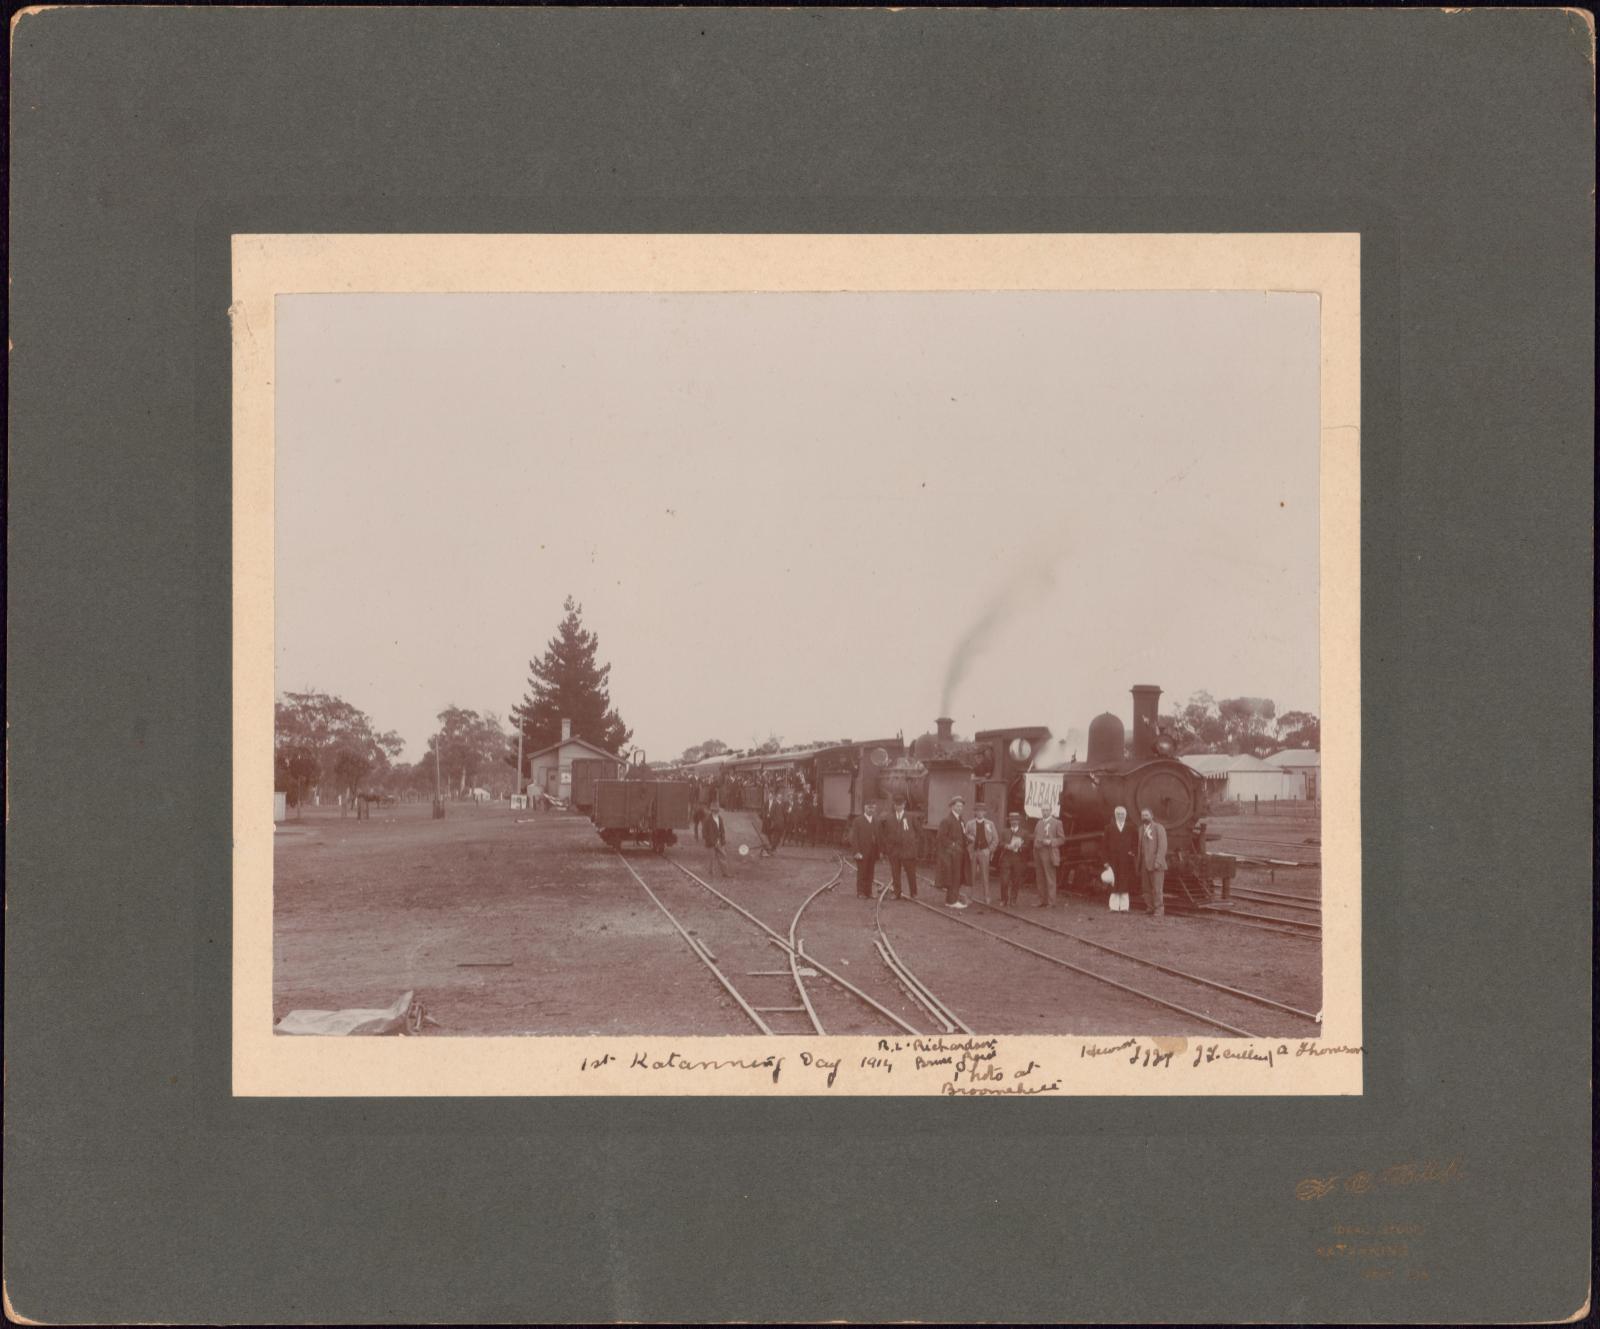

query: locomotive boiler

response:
[1022,684,1232,906]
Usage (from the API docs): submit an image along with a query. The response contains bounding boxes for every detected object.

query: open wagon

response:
[591,779,692,852]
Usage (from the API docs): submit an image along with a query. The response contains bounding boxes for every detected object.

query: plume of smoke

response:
[940,545,1070,717]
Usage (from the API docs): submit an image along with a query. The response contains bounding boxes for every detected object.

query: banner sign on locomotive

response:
[1023,771,1064,818]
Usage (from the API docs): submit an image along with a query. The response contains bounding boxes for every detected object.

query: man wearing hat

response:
[997,811,1029,906]
[884,796,921,900]
[964,803,999,905]
[937,795,970,908]
[1033,801,1067,908]
[704,799,729,879]
[850,800,882,899]
[1138,807,1169,918]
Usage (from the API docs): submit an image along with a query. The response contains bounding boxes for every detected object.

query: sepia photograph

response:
[13,8,1591,1320]
[234,233,1360,1094]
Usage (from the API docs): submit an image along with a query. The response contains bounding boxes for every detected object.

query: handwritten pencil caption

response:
[576,1036,1360,1091]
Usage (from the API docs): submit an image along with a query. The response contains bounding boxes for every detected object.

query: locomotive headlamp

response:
[1008,737,1033,763]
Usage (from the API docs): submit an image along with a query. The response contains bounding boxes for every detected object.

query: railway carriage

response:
[654,683,1225,899]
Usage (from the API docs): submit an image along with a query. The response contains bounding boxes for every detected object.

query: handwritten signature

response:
[1295,1157,1466,1200]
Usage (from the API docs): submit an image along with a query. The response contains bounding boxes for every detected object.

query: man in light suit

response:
[937,796,969,908]
[1033,804,1067,908]
[964,804,999,904]
[1138,807,1169,917]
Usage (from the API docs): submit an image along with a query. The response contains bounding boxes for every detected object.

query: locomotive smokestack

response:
[935,716,954,742]
[1130,685,1162,758]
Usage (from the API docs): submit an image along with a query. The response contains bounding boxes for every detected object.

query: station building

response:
[525,718,622,805]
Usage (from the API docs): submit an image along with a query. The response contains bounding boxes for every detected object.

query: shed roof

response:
[1263,749,1320,767]
[524,735,621,764]
[1181,752,1273,774]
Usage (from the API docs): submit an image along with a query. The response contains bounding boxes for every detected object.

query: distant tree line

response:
[274,691,404,809]
[1159,691,1319,757]
[275,596,637,808]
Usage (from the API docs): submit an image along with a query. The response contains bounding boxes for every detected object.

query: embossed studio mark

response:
[1296,1175,1342,1201]
[1296,1157,1465,1199]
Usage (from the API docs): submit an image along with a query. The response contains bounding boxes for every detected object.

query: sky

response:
[275,290,1321,762]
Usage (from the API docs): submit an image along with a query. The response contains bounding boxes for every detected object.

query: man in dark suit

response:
[704,800,729,879]
[883,796,920,900]
[937,795,969,908]
[997,811,1029,906]
[851,799,882,898]
[760,795,789,858]
[1102,804,1139,911]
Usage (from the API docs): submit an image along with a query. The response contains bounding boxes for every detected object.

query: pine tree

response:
[511,596,632,755]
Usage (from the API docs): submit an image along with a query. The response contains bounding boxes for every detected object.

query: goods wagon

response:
[592,779,692,852]
[570,757,619,813]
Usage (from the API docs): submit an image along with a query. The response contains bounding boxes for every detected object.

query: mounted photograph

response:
[233,234,1360,1094]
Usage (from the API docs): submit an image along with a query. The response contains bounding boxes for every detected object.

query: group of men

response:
[850,795,1170,916]
[699,787,1173,916]
[694,793,801,880]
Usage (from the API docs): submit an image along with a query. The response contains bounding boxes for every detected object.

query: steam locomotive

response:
[679,684,1232,906]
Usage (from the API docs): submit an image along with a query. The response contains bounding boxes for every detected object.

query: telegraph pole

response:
[433,730,445,819]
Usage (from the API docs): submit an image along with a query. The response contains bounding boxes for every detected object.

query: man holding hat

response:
[937,795,969,908]
[997,811,1029,906]
[1103,804,1139,912]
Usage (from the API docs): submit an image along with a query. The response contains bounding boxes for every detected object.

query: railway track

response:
[1229,887,1322,915]
[1230,882,1321,905]
[1213,839,1322,867]
[1181,901,1323,940]
[613,849,925,1036]
[903,896,1317,1038]
[965,900,1319,1027]
[874,872,1317,1037]
[870,874,973,1036]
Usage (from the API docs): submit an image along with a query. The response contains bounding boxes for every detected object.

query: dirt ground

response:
[274,803,1323,1037]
